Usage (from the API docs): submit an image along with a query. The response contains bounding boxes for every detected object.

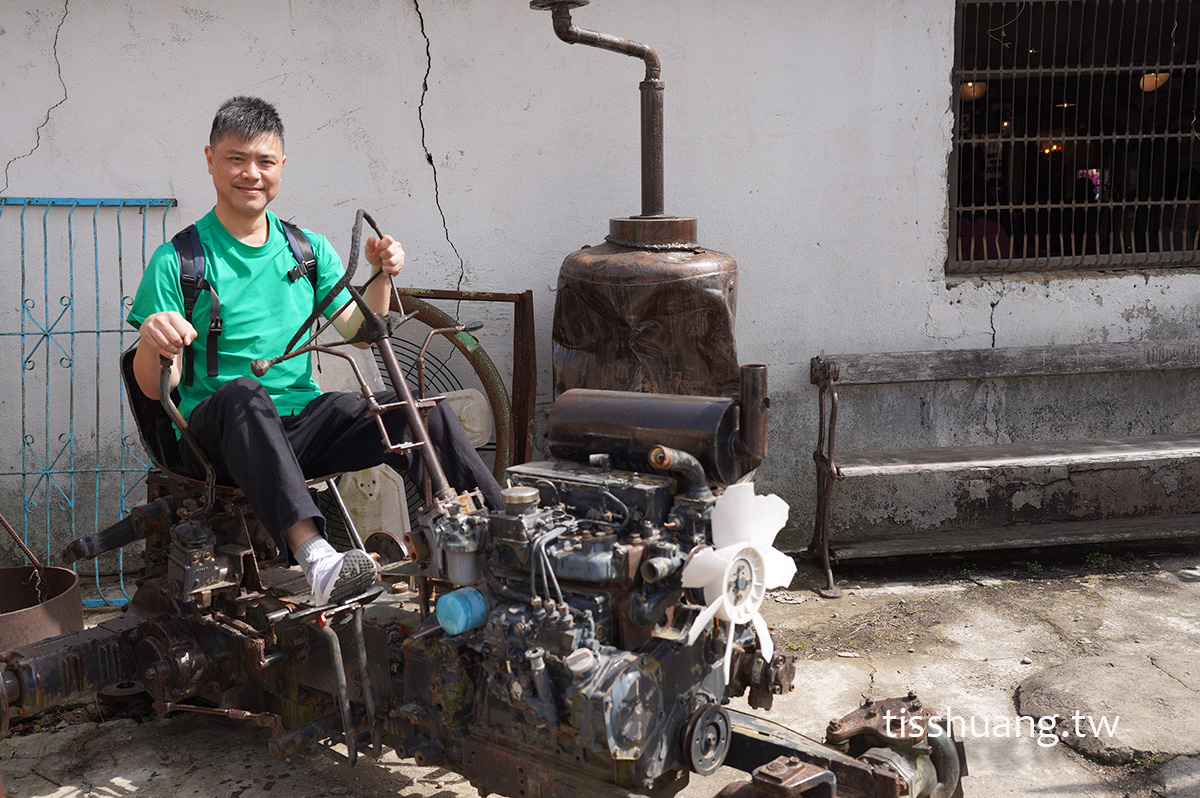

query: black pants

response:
[182,378,503,553]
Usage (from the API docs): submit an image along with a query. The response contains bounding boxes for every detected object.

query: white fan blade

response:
[750,612,775,665]
[711,482,756,549]
[748,492,790,550]
[685,597,725,646]
[762,546,797,590]
[721,619,737,685]
[681,546,728,589]
[699,484,793,688]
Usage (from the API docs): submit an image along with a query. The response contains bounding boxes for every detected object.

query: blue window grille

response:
[0,197,176,606]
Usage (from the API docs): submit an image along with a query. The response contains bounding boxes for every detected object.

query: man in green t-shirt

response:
[128,96,502,605]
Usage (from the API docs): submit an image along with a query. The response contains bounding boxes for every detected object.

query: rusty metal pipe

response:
[350,609,383,757]
[639,79,665,217]
[0,513,41,569]
[375,334,453,501]
[734,365,768,463]
[548,6,660,79]
[545,4,665,218]
[315,621,358,766]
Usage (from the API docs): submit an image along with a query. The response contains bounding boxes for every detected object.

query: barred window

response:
[950,0,1200,275]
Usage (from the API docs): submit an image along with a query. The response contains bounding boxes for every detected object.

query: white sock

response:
[294,534,337,578]
[293,535,377,605]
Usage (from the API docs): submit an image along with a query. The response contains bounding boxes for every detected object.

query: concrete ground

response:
[2,544,1199,798]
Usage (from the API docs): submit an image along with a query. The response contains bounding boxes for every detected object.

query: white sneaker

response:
[307,548,378,606]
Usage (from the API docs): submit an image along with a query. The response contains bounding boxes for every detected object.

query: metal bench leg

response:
[810,464,841,599]
[809,360,842,598]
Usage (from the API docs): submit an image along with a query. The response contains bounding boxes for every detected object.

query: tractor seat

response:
[120,346,342,494]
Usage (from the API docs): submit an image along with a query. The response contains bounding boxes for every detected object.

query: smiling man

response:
[128,96,502,605]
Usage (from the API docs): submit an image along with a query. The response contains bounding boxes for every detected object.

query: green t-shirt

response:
[128,208,351,421]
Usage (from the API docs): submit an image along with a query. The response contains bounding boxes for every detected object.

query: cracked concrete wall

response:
[2,0,1198,553]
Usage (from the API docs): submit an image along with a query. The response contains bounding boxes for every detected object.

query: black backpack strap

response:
[168,220,315,386]
[281,219,320,292]
[171,225,221,386]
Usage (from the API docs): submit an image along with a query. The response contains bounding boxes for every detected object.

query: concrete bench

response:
[808,339,1200,597]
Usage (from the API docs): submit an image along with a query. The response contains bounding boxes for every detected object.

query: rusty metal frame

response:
[393,288,537,469]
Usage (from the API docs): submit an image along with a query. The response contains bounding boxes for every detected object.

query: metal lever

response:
[159,355,217,514]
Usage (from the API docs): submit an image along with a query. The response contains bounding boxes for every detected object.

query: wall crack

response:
[413,0,467,297]
[988,297,1000,348]
[2,0,70,194]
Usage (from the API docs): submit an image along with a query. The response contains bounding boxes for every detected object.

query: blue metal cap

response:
[436,587,490,636]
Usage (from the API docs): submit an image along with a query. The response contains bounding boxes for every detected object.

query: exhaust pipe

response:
[735,365,768,463]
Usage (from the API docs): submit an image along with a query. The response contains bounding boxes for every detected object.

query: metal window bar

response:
[950,0,1200,275]
[0,197,176,607]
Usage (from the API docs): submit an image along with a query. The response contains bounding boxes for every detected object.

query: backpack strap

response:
[171,225,221,386]
[281,219,320,291]
[171,220,317,386]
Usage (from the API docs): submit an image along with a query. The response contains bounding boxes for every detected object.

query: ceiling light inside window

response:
[960,81,987,101]
[1140,72,1170,92]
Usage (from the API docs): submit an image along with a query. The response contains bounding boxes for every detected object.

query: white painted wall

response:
[3,0,1198,548]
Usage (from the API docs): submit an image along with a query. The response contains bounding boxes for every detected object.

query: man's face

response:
[205,131,286,218]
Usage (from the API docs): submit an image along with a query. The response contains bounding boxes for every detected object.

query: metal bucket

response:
[0,566,84,651]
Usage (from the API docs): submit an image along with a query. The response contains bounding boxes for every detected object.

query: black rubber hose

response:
[648,446,712,500]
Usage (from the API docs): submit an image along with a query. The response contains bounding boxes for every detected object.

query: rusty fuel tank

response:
[533,1,740,398]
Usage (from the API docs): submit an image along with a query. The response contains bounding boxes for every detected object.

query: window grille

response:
[0,197,175,606]
[950,0,1200,275]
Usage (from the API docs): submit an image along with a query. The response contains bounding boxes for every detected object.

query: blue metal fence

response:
[0,197,176,606]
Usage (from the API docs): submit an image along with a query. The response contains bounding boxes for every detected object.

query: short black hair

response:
[210,96,284,148]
